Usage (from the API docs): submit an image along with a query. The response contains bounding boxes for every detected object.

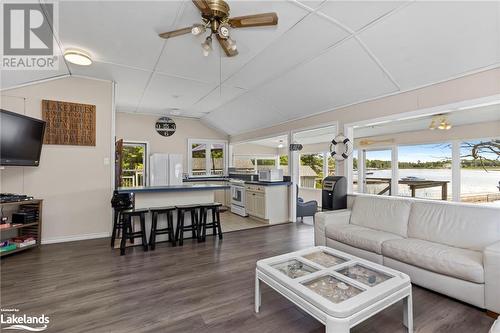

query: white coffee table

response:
[255,246,413,333]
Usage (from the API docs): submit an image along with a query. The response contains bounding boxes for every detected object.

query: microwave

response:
[258,169,284,182]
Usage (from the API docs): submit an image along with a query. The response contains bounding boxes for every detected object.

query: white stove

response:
[230,179,248,217]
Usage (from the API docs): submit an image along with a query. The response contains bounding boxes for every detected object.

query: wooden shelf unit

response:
[0,199,43,257]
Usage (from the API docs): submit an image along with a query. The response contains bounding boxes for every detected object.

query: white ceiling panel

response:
[59,1,183,70]
[188,84,246,114]
[253,38,398,120]
[69,62,151,110]
[0,69,68,90]
[359,1,500,90]
[0,47,69,90]
[318,1,405,32]
[155,1,308,83]
[139,72,215,113]
[225,12,349,89]
[203,91,286,135]
[294,0,328,10]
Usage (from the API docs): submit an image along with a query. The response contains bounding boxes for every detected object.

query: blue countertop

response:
[117,184,230,193]
[244,181,292,186]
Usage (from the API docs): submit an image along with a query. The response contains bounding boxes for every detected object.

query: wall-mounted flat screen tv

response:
[0,109,46,166]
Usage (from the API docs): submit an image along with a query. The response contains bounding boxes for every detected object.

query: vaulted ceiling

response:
[2,1,500,136]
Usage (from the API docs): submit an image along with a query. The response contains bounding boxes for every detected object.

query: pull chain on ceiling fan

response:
[159,0,278,57]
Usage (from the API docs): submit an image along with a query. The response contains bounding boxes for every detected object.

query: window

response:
[398,143,452,200]
[188,139,227,177]
[300,153,323,189]
[460,138,500,205]
[363,149,392,196]
[352,149,359,193]
[121,142,147,187]
[256,158,276,171]
[327,155,336,176]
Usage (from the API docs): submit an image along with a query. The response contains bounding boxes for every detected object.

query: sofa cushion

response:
[326,224,403,254]
[408,201,500,251]
[350,195,411,237]
[382,238,484,283]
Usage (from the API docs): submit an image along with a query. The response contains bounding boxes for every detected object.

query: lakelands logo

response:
[1,308,49,331]
[1,2,59,70]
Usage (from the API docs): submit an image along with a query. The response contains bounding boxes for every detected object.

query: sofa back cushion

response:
[350,195,411,237]
[408,201,500,251]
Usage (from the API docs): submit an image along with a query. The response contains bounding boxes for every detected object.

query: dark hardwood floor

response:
[1,223,494,333]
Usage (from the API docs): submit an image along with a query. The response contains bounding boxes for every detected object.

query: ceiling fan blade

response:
[158,27,192,39]
[228,12,278,28]
[192,0,212,16]
[217,35,238,57]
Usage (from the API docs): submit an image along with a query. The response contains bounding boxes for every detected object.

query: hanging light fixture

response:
[201,36,212,57]
[277,140,284,148]
[429,115,452,131]
[191,24,206,36]
[226,37,237,52]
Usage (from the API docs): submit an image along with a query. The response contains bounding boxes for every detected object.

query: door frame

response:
[120,140,150,187]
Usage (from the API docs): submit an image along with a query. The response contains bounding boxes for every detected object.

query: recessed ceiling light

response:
[64,49,92,66]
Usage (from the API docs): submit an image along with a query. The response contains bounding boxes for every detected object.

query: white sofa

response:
[314,194,500,314]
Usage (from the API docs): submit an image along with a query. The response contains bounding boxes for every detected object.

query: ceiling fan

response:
[158,0,278,57]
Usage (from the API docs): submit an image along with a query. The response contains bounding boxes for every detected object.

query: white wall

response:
[1,77,114,243]
[115,112,227,168]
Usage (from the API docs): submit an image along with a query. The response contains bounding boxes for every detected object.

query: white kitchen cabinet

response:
[245,184,289,223]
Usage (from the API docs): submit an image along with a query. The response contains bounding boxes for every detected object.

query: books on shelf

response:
[0,244,17,252]
[0,236,37,252]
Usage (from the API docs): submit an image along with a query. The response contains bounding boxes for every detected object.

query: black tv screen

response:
[0,109,46,166]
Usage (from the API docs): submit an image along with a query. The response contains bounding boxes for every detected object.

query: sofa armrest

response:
[485,241,500,314]
[314,209,351,246]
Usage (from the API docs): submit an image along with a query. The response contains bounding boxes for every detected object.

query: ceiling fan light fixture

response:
[217,23,231,39]
[226,37,237,51]
[201,36,213,56]
[429,120,436,130]
[191,24,205,36]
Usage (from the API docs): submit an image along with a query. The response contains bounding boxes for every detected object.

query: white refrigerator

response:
[149,153,183,186]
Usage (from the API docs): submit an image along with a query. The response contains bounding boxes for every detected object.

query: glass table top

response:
[302,251,348,268]
[271,259,318,279]
[337,264,392,287]
[302,275,364,304]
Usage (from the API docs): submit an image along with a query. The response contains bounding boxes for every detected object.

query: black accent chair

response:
[296,185,318,223]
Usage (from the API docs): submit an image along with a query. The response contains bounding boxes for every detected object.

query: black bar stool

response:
[149,206,176,250]
[175,204,200,246]
[110,191,135,248]
[120,208,149,255]
[198,202,223,242]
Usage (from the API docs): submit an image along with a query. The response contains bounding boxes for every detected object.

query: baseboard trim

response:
[42,232,110,245]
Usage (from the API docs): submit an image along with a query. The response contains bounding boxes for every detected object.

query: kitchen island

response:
[116,184,230,242]
[117,184,230,209]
